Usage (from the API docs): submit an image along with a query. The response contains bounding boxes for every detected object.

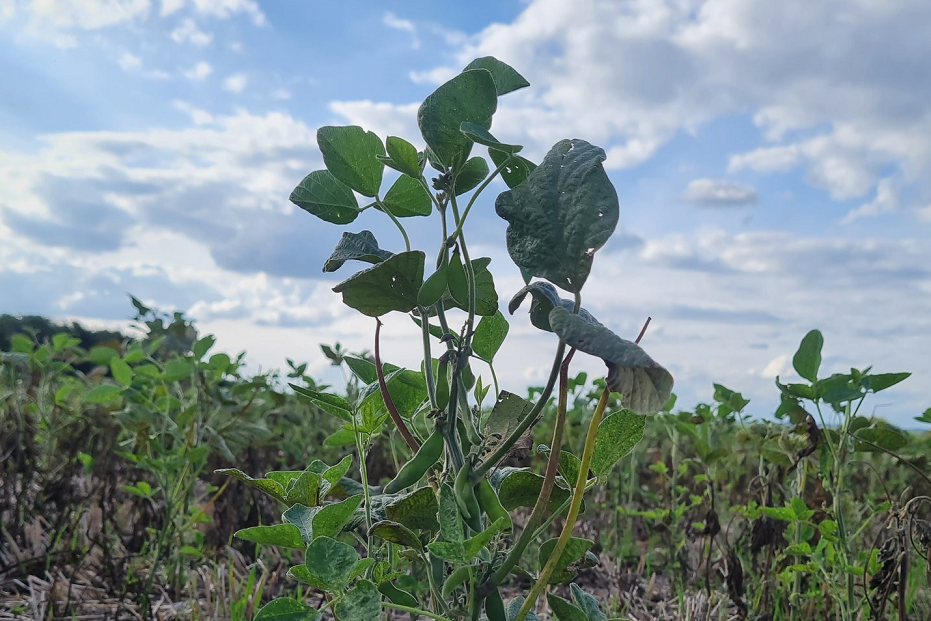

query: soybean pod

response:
[441,565,472,598]
[383,430,443,494]
[485,587,507,621]
[455,460,482,531]
[476,478,512,530]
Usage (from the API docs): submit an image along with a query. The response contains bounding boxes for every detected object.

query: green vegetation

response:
[2,56,930,621]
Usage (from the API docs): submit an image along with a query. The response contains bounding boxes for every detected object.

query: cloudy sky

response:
[1,0,929,426]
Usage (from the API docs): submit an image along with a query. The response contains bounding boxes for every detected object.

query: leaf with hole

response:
[290,170,359,225]
[323,231,393,273]
[332,251,425,317]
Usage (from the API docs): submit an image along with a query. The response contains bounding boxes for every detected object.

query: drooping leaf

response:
[369,520,423,552]
[385,136,422,178]
[234,524,305,550]
[454,156,490,195]
[549,307,673,415]
[473,311,509,361]
[332,251,426,317]
[592,409,645,475]
[495,139,619,293]
[335,580,382,621]
[539,537,594,583]
[382,175,432,217]
[317,125,385,197]
[290,385,353,422]
[253,598,321,621]
[215,468,286,502]
[460,122,522,153]
[462,56,530,95]
[323,231,393,273]
[854,423,909,453]
[508,281,600,332]
[418,69,498,169]
[290,170,359,225]
[793,330,823,383]
[490,149,536,189]
[483,391,532,447]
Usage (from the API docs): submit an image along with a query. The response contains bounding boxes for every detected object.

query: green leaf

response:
[304,536,360,591]
[317,125,385,197]
[285,470,325,507]
[793,330,823,383]
[866,372,910,393]
[290,385,353,422]
[418,69,498,169]
[234,524,305,550]
[324,230,393,273]
[253,598,321,621]
[462,516,508,558]
[454,156,490,195]
[539,537,594,584]
[592,409,646,476]
[110,358,133,386]
[322,455,354,487]
[508,281,599,332]
[86,384,122,404]
[490,149,536,189]
[385,136,421,178]
[382,175,432,217]
[162,358,194,382]
[192,335,215,360]
[494,469,570,512]
[495,139,619,292]
[369,520,423,552]
[290,170,359,225]
[761,506,797,521]
[473,311,509,361]
[570,583,607,621]
[324,429,357,446]
[215,468,286,502]
[854,423,909,453]
[357,367,428,420]
[463,56,530,95]
[549,307,673,415]
[335,580,381,621]
[384,486,439,531]
[505,597,540,621]
[547,593,590,621]
[439,483,464,544]
[332,251,426,317]
[313,495,364,539]
[442,257,499,316]
[88,345,118,365]
[484,391,532,447]
[460,122,523,153]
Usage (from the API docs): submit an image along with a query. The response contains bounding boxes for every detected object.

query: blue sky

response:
[1,0,930,426]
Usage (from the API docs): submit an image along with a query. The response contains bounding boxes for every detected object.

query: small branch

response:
[375,319,420,451]
[635,316,652,344]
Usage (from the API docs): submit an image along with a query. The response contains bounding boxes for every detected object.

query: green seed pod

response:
[454,461,482,531]
[476,478,512,530]
[377,581,418,607]
[435,357,450,410]
[418,264,448,307]
[460,359,476,390]
[383,430,444,494]
[441,565,472,598]
[447,249,469,306]
[485,587,507,621]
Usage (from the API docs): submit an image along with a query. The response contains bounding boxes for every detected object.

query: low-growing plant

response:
[218,57,675,621]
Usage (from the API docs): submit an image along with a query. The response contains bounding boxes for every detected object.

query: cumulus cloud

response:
[681,178,757,207]
[171,17,212,45]
[223,73,247,93]
[182,60,212,79]
[383,11,419,49]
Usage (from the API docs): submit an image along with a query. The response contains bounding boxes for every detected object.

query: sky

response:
[1,0,930,426]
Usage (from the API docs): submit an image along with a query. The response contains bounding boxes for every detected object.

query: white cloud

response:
[27,0,151,29]
[681,178,757,206]
[159,0,184,15]
[182,60,212,79]
[0,0,16,22]
[170,17,212,45]
[383,11,419,49]
[117,51,142,71]
[223,73,247,93]
[842,177,900,223]
[172,100,213,125]
[159,0,264,24]
[271,88,291,101]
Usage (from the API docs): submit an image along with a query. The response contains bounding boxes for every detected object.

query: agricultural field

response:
[3,6,931,621]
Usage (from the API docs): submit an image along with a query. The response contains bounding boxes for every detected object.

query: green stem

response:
[420,309,438,409]
[485,349,576,590]
[514,387,612,621]
[376,199,411,252]
[448,155,511,241]
[383,603,451,621]
[448,191,477,345]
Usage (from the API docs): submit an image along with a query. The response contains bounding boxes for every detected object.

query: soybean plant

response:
[218,57,674,621]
